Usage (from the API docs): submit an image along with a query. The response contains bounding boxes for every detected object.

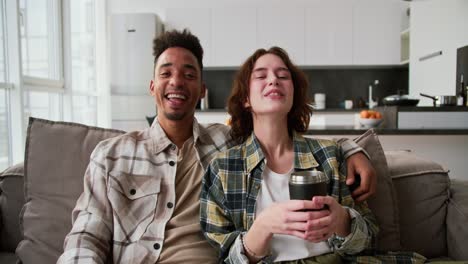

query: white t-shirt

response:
[255,165,331,262]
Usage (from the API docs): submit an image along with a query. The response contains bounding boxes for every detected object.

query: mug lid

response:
[290,170,328,184]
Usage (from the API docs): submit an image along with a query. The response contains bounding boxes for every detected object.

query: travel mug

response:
[289,170,329,210]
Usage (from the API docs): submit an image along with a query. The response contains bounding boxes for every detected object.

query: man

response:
[58,29,376,263]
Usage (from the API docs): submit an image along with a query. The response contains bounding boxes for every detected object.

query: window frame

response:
[1,0,107,168]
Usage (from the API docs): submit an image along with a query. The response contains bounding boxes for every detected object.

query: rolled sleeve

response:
[329,207,372,255]
[336,138,370,160]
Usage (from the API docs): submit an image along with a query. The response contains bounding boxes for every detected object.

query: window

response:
[20,0,62,80]
[0,0,10,171]
[0,89,9,171]
[23,90,61,122]
[1,0,103,169]
[69,0,97,126]
[0,0,5,83]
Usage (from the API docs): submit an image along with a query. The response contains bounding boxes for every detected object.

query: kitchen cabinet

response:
[352,0,403,65]
[257,7,306,65]
[211,8,256,67]
[164,0,406,67]
[409,0,468,106]
[110,13,160,95]
[165,8,213,66]
[305,1,353,65]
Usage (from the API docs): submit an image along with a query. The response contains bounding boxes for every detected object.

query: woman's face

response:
[246,53,294,117]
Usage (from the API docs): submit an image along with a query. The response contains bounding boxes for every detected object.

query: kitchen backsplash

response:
[202,66,409,109]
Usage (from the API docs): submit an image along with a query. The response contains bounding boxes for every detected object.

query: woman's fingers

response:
[284,209,330,222]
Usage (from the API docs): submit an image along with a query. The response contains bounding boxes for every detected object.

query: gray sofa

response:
[0,117,467,263]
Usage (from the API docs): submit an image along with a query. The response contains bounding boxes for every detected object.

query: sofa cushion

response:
[385,150,449,258]
[0,252,19,264]
[17,118,124,264]
[447,179,468,260]
[354,129,401,251]
[0,163,25,252]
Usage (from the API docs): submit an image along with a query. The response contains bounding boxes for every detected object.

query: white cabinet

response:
[257,7,306,65]
[211,8,256,67]
[409,0,468,105]
[305,2,353,65]
[164,1,406,67]
[352,0,402,65]
[165,8,213,66]
[110,13,160,95]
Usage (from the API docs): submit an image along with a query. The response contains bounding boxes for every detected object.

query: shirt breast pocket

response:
[108,172,162,242]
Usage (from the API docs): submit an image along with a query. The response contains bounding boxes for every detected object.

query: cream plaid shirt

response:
[58,118,231,263]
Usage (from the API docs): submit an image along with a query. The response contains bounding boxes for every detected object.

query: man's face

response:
[150,47,205,122]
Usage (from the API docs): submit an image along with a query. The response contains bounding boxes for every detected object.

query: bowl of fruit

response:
[359,110,383,128]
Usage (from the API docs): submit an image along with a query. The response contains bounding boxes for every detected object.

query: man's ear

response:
[200,82,207,100]
[149,80,155,95]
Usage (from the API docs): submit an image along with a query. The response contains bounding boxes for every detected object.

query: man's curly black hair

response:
[152,29,204,72]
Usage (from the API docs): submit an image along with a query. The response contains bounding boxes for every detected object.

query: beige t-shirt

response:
[158,138,218,264]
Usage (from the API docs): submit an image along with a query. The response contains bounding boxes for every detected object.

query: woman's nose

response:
[268,76,279,86]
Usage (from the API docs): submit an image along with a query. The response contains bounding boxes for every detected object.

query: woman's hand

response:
[255,200,331,238]
[303,196,351,243]
[244,200,330,258]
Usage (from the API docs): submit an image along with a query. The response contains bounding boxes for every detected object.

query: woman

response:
[199,47,418,263]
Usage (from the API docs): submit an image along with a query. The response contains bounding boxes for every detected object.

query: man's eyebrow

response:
[158,63,172,69]
[158,63,198,71]
[183,64,197,71]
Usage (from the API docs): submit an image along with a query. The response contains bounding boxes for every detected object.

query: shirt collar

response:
[244,131,319,173]
[151,116,210,155]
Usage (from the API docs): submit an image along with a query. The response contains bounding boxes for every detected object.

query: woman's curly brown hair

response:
[227,47,312,144]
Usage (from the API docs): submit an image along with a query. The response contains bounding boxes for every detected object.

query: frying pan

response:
[382,94,419,106]
[419,93,457,107]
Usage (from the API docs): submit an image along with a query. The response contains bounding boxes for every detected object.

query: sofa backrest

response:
[385,150,450,259]
[16,118,124,264]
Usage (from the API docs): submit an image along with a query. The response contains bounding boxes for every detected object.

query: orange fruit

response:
[360,110,370,118]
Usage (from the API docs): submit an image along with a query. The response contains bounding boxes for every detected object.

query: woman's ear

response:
[244,97,251,108]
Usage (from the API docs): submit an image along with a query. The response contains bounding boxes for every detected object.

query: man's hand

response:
[345,152,377,202]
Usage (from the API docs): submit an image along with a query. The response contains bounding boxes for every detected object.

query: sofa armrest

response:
[0,163,25,252]
[447,179,468,260]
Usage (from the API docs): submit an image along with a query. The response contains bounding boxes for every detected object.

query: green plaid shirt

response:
[200,132,379,263]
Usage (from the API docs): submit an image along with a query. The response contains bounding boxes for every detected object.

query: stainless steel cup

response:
[289,170,329,210]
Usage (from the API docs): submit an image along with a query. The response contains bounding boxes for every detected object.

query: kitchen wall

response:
[204,67,408,110]
[108,0,410,132]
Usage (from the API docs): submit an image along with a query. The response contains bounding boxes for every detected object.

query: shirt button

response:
[169,161,175,166]
[167,202,174,208]
[129,189,136,195]
[170,144,176,151]
[153,243,160,250]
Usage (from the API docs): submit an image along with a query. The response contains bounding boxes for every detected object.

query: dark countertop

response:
[197,106,468,113]
[306,125,468,135]
[376,106,468,112]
